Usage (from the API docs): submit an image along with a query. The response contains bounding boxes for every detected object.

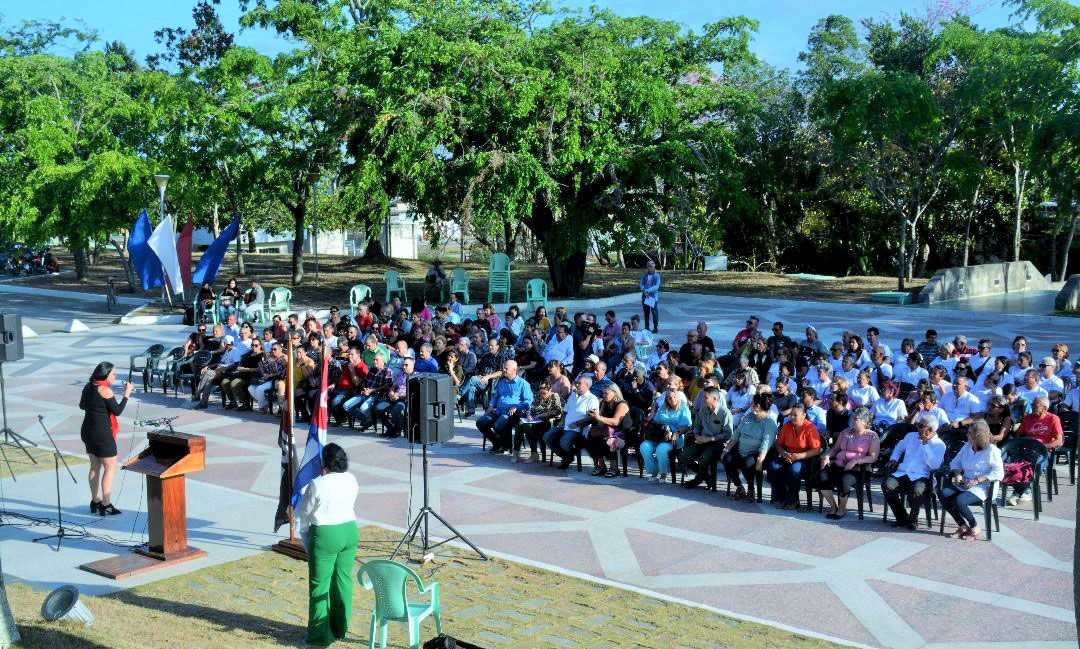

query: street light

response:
[307,171,321,287]
[152,174,172,304]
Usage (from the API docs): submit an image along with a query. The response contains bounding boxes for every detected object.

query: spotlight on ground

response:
[41,585,94,627]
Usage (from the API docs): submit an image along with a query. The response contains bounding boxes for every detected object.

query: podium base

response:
[79,546,207,580]
[271,538,307,561]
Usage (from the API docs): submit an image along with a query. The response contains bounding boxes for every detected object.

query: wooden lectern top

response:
[123,431,206,478]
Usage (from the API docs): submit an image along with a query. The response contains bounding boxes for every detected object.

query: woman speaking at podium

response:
[79,362,133,516]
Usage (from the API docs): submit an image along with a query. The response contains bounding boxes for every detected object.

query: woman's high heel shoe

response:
[90,500,102,515]
[100,503,122,516]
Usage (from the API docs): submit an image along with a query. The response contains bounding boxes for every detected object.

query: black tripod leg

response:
[426,508,488,560]
[0,442,14,481]
[1,430,35,464]
[390,511,427,561]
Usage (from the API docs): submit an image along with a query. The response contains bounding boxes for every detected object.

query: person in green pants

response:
[297,443,360,645]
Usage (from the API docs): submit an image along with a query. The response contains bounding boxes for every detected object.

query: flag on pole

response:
[147,214,184,296]
[176,216,193,292]
[274,340,298,533]
[192,213,239,286]
[291,348,329,509]
[127,209,164,291]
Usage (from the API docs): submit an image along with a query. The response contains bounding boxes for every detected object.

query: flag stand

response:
[272,339,307,561]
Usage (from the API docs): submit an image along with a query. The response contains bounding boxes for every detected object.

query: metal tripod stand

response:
[391,442,487,562]
[32,415,88,550]
[0,361,37,478]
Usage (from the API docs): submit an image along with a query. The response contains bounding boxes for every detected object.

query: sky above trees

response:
[0,0,1018,71]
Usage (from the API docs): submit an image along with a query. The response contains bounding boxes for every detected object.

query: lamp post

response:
[307,171,321,287]
[153,174,172,305]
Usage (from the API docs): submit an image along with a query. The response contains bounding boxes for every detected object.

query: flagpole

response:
[272,337,306,560]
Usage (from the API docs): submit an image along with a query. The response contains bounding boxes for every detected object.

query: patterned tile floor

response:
[0,292,1075,649]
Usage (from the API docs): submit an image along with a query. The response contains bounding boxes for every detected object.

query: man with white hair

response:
[476,360,533,454]
[882,415,946,529]
[544,375,599,469]
[1037,356,1065,402]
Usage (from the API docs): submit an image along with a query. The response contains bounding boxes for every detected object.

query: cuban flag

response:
[291,348,330,508]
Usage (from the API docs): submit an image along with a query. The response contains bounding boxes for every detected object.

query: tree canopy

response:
[0,0,1076,292]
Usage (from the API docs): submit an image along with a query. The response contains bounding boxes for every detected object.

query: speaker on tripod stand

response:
[391,373,486,561]
[0,313,36,470]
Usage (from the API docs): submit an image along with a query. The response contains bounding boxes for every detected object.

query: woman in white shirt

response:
[871,381,908,428]
[939,421,1003,541]
[727,369,754,425]
[929,366,952,400]
[297,443,360,646]
[848,369,880,408]
[974,373,1003,413]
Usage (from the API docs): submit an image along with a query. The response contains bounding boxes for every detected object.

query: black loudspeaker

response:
[406,373,454,445]
[0,314,23,363]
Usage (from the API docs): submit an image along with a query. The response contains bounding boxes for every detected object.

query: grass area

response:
[21,248,925,308]
[6,525,840,649]
[0,446,85,480]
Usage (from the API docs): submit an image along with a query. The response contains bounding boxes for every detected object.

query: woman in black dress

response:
[79,362,133,515]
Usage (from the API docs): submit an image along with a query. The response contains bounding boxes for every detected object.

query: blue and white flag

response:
[147,214,184,296]
[127,209,164,290]
[291,348,329,508]
[192,213,240,286]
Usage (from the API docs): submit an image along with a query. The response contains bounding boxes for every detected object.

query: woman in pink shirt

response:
[819,407,880,520]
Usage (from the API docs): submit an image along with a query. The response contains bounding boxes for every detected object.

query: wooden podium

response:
[80,431,208,579]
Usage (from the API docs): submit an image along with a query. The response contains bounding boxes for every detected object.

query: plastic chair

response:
[487,253,511,304]
[937,474,1001,539]
[384,270,407,303]
[243,289,268,323]
[128,344,165,389]
[267,287,292,318]
[359,559,442,649]
[151,347,184,393]
[1000,437,1049,520]
[449,268,470,304]
[171,350,212,397]
[209,294,223,325]
[524,278,548,312]
[1056,411,1078,485]
[350,284,372,315]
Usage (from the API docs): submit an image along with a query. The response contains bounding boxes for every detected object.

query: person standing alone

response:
[79,362,133,516]
[640,260,661,334]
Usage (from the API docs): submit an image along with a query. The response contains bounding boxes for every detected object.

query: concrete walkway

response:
[0,291,1074,649]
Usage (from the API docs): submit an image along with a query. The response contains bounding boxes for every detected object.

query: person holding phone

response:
[79,362,134,516]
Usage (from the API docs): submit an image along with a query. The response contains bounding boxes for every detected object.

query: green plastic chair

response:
[384,270,407,303]
[128,344,165,389]
[209,294,223,325]
[350,284,372,315]
[359,559,442,649]
[524,277,547,311]
[267,287,292,318]
[449,267,470,304]
[487,253,511,304]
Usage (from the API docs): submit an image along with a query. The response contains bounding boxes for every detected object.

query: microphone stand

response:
[32,415,88,550]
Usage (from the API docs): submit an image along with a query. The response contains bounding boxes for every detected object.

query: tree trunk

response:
[361,214,388,261]
[897,214,907,291]
[0,550,20,647]
[236,237,245,276]
[212,203,220,238]
[1012,161,1026,261]
[1061,215,1077,282]
[109,239,137,292]
[546,249,587,297]
[247,227,256,253]
[72,240,89,282]
[291,208,305,286]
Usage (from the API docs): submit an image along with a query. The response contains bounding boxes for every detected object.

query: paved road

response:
[0,290,123,334]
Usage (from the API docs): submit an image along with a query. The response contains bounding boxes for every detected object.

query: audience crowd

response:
[167,275,1076,541]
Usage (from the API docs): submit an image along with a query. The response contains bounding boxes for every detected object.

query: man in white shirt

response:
[865,327,892,360]
[882,415,946,529]
[1016,369,1049,405]
[869,347,894,391]
[939,377,983,429]
[928,343,959,381]
[969,339,995,380]
[1037,356,1065,402]
[543,376,599,469]
[542,324,574,367]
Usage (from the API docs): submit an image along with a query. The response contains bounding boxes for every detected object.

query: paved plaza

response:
[0,291,1075,649]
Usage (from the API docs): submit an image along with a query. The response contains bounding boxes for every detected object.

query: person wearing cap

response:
[915,330,939,367]
[800,326,828,358]
[952,335,974,360]
[1037,356,1065,402]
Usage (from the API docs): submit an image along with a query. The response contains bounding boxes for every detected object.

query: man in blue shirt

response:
[414,342,439,373]
[476,360,533,454]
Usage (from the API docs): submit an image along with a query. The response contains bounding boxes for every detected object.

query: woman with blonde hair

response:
[939,420,1003,540]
